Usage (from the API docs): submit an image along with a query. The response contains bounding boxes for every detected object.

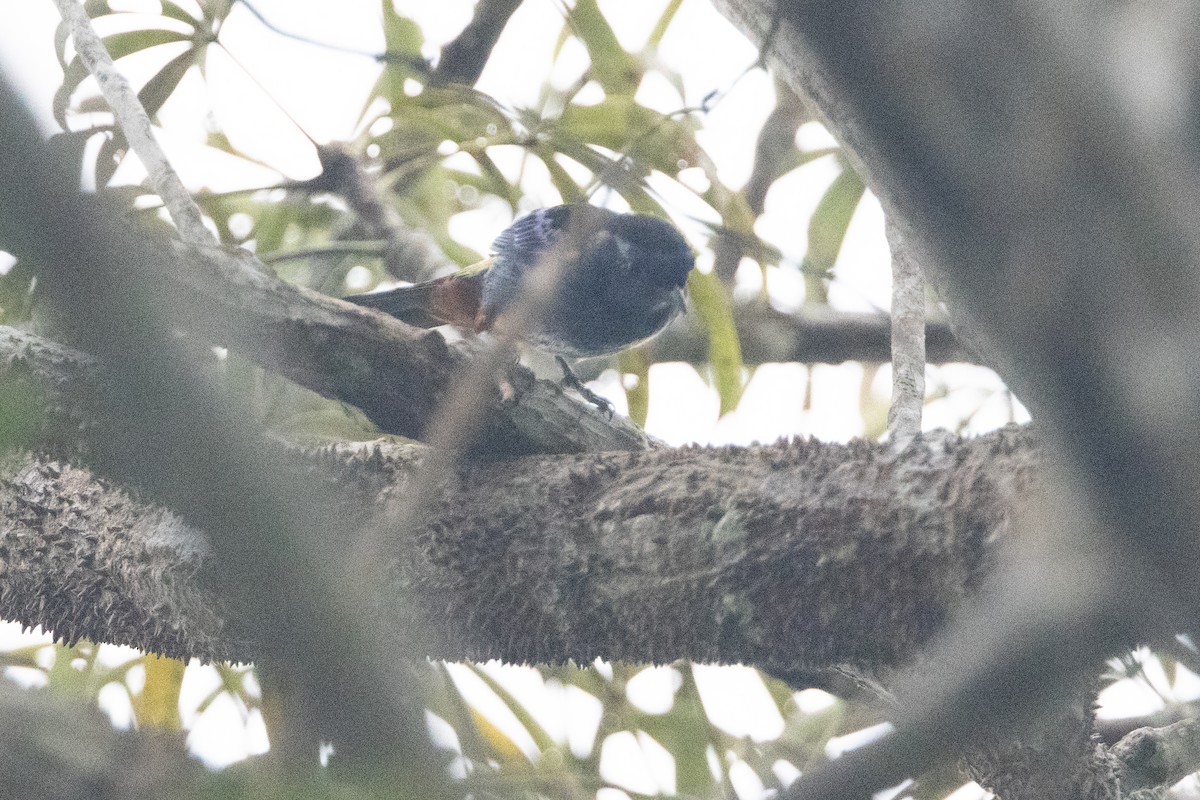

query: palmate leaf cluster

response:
[0,0,962,797]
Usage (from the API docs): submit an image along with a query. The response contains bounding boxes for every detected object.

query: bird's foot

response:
[556,356,615,418]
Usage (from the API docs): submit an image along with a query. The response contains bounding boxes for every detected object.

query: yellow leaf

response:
[469,708,530,763]
[133,655,185,729]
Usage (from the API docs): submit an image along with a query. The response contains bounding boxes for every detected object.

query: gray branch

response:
[51,0,211,245]
[0,325,1031,673]
[153,242,650,456]
[0,430,1036,672]
[886,220,926,439]
[309,145,445,283]
[432,0,524,86]
[642,303,974,367]
[1110,719,1200,795]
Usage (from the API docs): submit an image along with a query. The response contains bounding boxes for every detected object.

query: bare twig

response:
[238,0,430,71]
[886,219,925,439]
[308,144,444,282]
[712,78,806,283]
[51,0,211,246]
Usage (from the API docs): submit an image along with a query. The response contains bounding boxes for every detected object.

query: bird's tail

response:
[344,271,485,330]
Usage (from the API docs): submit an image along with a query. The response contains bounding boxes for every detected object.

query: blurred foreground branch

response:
[712,0,1200,797]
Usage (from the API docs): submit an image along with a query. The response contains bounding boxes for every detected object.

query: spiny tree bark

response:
[0,325,1034,670]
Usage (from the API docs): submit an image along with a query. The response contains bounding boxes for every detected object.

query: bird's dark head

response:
[608,214,695,289]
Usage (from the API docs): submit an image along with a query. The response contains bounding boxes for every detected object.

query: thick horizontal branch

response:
[644,304,975,367]
[0,326,1033,673]
[93,242,651,457]
[0,422,1036,673]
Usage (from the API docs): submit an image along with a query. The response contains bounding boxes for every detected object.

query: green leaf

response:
[647,0,685,49]
[688,269,744,415]
[137,46,197,118]
[159,0,202,26]
[776,145,841,175]
[556,94,697,173]
[616,347,650,427]
[53,29,194,129]
[426,664,493,764]
[802,162,865,276]
[371,0,426,106]
[471,150,522,206]
[381,1,423,54]
[54,17,72,70]
[198,0,233,25]
[101,28,191,61]
[93,129,127,188]
[468,663,557,753]
[83,0,113,18]
[533,147,588,204]
[568,0,642,92]
[52,57,92,129]
[631,667,716,798]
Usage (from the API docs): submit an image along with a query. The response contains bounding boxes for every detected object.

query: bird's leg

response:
[556,356,615,418]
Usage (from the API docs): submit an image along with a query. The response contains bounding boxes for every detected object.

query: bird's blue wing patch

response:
[491,205,573,264]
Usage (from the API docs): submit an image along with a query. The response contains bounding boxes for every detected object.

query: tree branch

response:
[1110,718,1200,794]
[52,0,211,245]
[0,69,444,772]
[0,322,1032,675]
[886,220,925,439]
[151,242,651,456]
[641,303,973,368]
[432,0,524,86]
[305,144,445,283]
[0,322,1032,673]
[0,424,1037,672]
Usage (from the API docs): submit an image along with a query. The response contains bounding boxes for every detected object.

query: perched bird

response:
[344,204,695,410]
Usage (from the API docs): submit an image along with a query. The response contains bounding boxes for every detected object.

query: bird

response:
[343,204,695,412]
